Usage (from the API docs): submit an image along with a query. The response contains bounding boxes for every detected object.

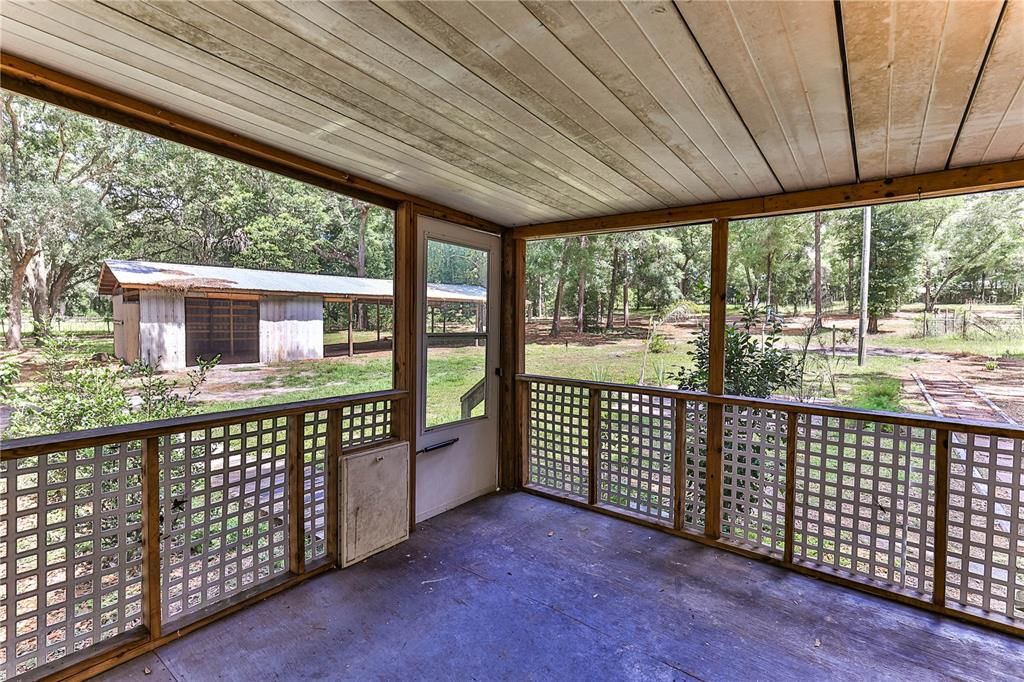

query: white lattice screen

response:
[720,406,788,555]
[302,411,330,563]
[792,415,936,595]
[159,419,290,623]
[946,432,1023,621]
[526,381,590,499]
[1,443,145,681]
[597,390,674,523]
[682,400,708,534]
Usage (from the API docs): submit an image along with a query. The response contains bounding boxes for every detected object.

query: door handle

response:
[416,438,459,455]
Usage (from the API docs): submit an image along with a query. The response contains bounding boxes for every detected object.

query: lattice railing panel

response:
[302,411,330,563]
[526,381,589,499]
[597,390,674,523]
[946,432,1023,623]
[159,418,290,623]
[682,400,708,533]
[793,415,936,594]
[721,406,788,555]
[1,443,144,680]
[340,399,394,450]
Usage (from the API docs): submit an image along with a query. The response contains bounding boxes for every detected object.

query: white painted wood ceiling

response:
[2,0,1022,226]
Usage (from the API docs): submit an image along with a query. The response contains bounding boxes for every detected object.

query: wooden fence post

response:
[933,428,950,606]
[141,436,162,639]
[288,414,305,575]
[588,387,600,506]
[783,411,798,564]
[704,218,729,540]
[326,407,342,563]
[673,399,687,532]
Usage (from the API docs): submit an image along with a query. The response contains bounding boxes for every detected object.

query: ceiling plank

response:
[951,0,1024,167]
[0,51,506,231]
[677,0,855,191]
[843,0,1002,179]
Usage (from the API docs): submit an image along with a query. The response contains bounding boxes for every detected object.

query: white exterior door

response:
[415,216,500,522]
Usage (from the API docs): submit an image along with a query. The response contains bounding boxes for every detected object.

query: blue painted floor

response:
[97,492,1022,681]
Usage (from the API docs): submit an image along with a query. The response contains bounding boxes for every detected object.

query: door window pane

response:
[424,240,489,428]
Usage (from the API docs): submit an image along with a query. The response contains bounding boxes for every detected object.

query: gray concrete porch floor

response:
[97,492,1022,681]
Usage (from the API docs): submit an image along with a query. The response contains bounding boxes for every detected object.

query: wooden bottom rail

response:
[520,485,1023,639]
[41,564,335,682]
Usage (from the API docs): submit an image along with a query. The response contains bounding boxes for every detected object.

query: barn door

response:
[414,216,500,522]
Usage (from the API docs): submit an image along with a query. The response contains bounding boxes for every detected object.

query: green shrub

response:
[648,333,672,354]
[848,376,902,412]
[674,306,800,398]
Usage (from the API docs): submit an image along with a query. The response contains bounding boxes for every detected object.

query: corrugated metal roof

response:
[99,260,487,303]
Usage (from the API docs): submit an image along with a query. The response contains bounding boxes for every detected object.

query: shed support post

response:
[376,302,381,342]
[348,300,354,357]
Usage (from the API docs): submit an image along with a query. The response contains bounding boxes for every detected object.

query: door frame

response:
[413,215,501,521]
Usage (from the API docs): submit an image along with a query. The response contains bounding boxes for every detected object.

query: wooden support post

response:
[933,428,950,606]
[393,203,417,528]
[326,407,342,563]
[347,300,354,357]
[376,302,381,343]
[287,414,305,575]
[705,217,729,540]
[673,399,686,532]
[783,411,798,564]
[499,234,526,489]
[588,387,600,506]
[141,436,162,640]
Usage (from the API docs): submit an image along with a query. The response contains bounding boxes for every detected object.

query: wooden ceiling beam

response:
[0,52,503,234]
[514,158,1024,239]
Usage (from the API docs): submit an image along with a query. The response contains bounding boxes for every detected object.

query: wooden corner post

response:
[141,436,162,639]
[394,202,418,529]
[705,217,729,540]
[499,233,526,490]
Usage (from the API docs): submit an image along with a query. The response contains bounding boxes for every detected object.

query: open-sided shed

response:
[99,259,486,369]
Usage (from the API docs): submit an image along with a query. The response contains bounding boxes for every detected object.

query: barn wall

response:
[140,290,185,370]
[259,295,324,363]
[113,294,125,358]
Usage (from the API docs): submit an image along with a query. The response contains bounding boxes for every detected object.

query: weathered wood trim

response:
[673,399,687,533]
[513,159,1024,239]
[287,414,305,575]
[141,436,162,640]
[588,387,601,506]
[0,53,502,233]
[326,407,342,563]
[45,564,335,682]
[783,411,798,566]
[932,428,950,607]
[499,233,526,489]
[514,374,1024,440]
[1,389,407,460]
[704,218,728,540]
[393,202,418,529]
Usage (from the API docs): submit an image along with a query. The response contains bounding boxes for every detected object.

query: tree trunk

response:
[868,315,879,334]
[765,250,774,312]
[27,254,50,342]
[575,236,587,334]
[605,245,620,331]
[846,254,856,314]
[6,254,33,350]
[813,211,823,323]
[622,280,630,328]
[354,200,370,330]
[550,243,571,337]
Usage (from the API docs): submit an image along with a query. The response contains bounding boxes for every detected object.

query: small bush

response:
[648,333,672,354]
[984,360,998,371]
[849,376,902,412]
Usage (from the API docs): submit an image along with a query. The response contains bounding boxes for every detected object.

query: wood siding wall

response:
[259,295,324,364]
[139,290,184,370]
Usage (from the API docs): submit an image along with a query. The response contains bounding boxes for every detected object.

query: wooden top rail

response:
[1,388,407,460]
[516,373,1024,440]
